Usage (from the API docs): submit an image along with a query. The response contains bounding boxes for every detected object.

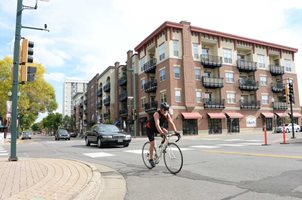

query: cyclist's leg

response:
[146,129,155,160]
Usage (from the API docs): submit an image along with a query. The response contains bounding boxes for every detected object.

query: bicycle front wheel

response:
[163,143,183,174]
[142,142,156,169]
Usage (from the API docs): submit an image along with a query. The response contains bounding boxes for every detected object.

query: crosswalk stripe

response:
[218,144,245,147]
[83,152,114,158]
[0,150,7,153]
[191,145,220,149]
[0,153,8,156]
[224,139,245,142]
[124,150,141,154]
[240,143,262,146]
[200,138,220,141]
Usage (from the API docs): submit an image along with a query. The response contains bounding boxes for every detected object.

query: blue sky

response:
[1,0,302,121]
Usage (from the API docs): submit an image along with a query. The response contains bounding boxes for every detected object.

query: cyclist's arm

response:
[167,114,177,132]
[154,112,166,135]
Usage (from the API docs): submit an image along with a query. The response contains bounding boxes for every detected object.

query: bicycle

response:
[142,132,183,174]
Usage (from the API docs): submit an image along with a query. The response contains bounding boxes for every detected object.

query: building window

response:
[260,76,267,86]
[141,98,145,110]
[225,72,234,83]
[262,95,269,105]
[159,43,166,61]
[192,43,199,59]
[196,91,202,103]
[284,59,292,72]
[258,54,265,68]
[160,92,167,103]
[159,68,166,82]
[175,90,181,102]
[140,58,145,72]
[223,48,232,64]
[227,93,236,104]
[141,79,145,90]
[195,68,201,80]
[174,66,180,79]
[173,40,179,57]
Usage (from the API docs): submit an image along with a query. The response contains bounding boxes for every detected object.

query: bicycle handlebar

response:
[163,132,181,142]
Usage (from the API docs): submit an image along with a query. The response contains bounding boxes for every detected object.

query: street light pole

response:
[9,0,23,161]
[132,68,137,138]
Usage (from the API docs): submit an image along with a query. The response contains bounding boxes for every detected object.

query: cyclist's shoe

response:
[149,159,156,168]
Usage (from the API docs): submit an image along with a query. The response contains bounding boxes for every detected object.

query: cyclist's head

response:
[160,102,170,111]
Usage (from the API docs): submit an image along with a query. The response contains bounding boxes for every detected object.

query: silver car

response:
[277,123,300,133]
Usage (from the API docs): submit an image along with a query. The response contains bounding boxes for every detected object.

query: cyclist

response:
[146,102,180,168]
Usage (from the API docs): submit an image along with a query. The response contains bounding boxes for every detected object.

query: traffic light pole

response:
[9,0,23,161]
[290,97,295,139]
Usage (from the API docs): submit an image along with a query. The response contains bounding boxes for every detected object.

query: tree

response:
[62,115,75,131]
[0,56,58,130]
[41,113,62,135]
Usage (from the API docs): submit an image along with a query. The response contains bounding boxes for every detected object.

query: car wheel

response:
[123,143,129,147]
[85,137,90,146]
[296,128,299,132]
[97,138,102,148]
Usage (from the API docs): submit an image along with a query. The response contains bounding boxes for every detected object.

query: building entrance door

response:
[183,119,198,135]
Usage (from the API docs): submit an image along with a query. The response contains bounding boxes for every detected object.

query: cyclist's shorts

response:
[146,128,156,142]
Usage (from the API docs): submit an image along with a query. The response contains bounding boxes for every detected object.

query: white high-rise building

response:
[63,80,88,117]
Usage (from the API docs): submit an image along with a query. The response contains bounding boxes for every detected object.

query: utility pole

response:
[9,0,23,161]
[132,68,137,138]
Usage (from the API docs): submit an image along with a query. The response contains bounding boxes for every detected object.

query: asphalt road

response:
[1,132,302,200]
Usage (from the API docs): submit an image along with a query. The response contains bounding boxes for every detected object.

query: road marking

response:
[204,150,302,159]
[191,145,220,149]
[0,150,7,153]
[240,143,262,146]
[200,138,220,141]
[224,139,245,142]
[218,144,245,147]
[0,153,8,156]
[124,150,141,154]
[83,152,114,158]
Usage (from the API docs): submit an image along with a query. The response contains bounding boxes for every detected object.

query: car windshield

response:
[97,124,120,134]
[59,129,68,134]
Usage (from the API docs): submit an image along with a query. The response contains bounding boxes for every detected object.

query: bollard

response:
[280,124,289,144]
[262,122,270,146]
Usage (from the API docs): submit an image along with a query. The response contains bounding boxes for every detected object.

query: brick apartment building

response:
[134,21,300,135]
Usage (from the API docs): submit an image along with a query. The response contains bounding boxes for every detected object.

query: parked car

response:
[84,124,131,148]
[277,123,300,133]
[55,129,70,140]
[21,131,32,140]
[69,132,78,137]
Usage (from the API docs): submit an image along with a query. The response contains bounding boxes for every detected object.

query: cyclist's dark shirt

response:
[146,110,169,133]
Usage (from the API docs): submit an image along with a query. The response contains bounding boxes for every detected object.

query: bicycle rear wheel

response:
[163,142,183,174]
[142,142,156,169]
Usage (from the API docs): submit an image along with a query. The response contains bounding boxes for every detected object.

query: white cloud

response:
[44,72,66,82]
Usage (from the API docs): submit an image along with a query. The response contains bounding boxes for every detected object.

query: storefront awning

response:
[208,113,226,119]
[261,112,274,118]
[275,112,288,118]
[181,112,202,119]
[225,112,244,119]
[291,113,302,118]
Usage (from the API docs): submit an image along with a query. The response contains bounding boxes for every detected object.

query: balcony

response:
[144,80,157,93]
[104,97,110,106]
[119,76,127,86]
[239,79,259,91]
[201,54,222,68]
[240,100,260,109]
[143,58,157,73]
[202,77,224,88]
[119,91,128,102]
[97,89,102,97]
[103,112,110,119]
[269,65,284,76]
[273,102,288,110]
[80,103,83,108]
[271,82,283,93]
[97,101,102,109]
[203,98,225,109]
[119,109,128,117]
[237,59,257,72]
[144,101,158,113]
[103,83,110,92]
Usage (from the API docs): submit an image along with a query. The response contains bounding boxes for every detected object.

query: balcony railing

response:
[202,77,224,88]
[119,76,127,86]
[237,59,257,72]
[273,102,288,110]
[240,100,260,109]
[103,112,110,119]
[269,65,284,76]
[144,80,157,93]
[239,79,259,91]
[119,91,128,102]
[97,89,102,97]
[201,54,222,68]
[97,101,102,109]
[143,58,157,73]
[104,97,110,106]
[144,101,158,113]
[271,82,283,93]
[203,98,225,109]
[119,109,128,117]
[103,83,110,92]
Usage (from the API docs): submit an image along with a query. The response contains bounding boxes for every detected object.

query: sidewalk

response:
[0,158,126,200]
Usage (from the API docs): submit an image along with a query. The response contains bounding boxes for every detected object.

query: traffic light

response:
[20,38,34,64]
[283,84,289,103]
[288,82,294,103]
[20,65,37,83]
